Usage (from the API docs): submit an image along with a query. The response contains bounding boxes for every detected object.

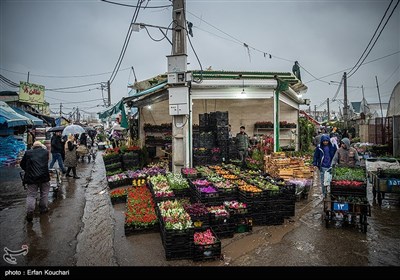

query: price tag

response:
[333,202,349,211]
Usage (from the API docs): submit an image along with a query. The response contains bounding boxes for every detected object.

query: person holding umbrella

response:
[49,131,66,174]
[64,134,80,179]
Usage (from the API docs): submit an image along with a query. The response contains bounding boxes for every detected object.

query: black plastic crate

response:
[192,228,222,261]
[330,182,367,197]
[124,223,159,236]
[108,178,131,189]
[111,196,126,204]
[103,155,121,165]
[247,202,268,214]
[193,155,211,166]
[105,162,123,173]
[263,189,281,201]
[199,113,209,127]
[265,214,284,226]
[164,248,193,261]
[238,190,266,204]
[210,222,235,239]
[190,213,210,229]
[251,213,268,226]
[171,187,191,198]
[160,226,194,247]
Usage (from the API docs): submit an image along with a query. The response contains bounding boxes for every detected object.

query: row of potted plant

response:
[254,121,297,128]
[125,186,158,230]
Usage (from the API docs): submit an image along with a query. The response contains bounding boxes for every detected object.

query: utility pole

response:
[343,72,348,129]
[314,105,317,120]
[361,85,366,114]
[169,0,189,172]
[107,80,111,107]
[375,76,384,118]
[327,98,330,122]
[27,72,30,83]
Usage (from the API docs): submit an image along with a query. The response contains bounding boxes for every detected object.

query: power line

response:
[347,0,399,78]
[47,87,102,94]
[347,0,394,77]
[298,64,331,85]
[0,67,131,79]
[108,0,142,84]
[305,50,400,84]
[46,98,104,105]
[187,10,295,63]
[101,0,172,9]
[46,82,102,91]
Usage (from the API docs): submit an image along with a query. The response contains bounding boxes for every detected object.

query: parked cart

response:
[365,158,400,206]
[323,195,371,233]
[322,166,371,233]
[369,168,400,206]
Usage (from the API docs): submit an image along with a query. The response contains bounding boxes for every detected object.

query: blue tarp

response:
[0,101,32,128]
[11,107,43,126]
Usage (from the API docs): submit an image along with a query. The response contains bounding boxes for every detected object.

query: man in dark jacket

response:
[20,141,51,222]
[236,126,250,166]
[49,131,66,174]
[312,134,337,197]
[331,137,360,167]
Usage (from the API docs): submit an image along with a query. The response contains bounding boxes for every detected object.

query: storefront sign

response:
[19,81,45,105]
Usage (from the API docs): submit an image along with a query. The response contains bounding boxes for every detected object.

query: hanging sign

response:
[19,81,45,105]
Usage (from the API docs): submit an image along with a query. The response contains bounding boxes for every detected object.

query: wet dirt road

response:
[1,154,400,268]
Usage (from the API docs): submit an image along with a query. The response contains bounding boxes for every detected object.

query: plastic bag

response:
[324,169,332,186]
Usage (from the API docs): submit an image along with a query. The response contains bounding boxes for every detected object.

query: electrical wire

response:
[348,0,399,79]
[108,0,143,84]
[298,64,331,85]
[185,24,204,83]
[0,66,131,79]
[0,74,20,87]
[47,87,102,94]
[332,76,344,101]
[347,0,395,77]
[187,10,294,63]
[101,0,172,9]
[305,51,400,84]
[46,82,102,91]
[143,25,167,42]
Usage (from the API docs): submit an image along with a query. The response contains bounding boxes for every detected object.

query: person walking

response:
[49,131,66,174]
[331,137,360,167]
[64,134,80,179]
[26,129,35,150]
[236,126,250,167]
[20,141,51,222]
[312,135,337,197]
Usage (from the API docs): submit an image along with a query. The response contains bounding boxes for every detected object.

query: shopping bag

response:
[324,169,332,186]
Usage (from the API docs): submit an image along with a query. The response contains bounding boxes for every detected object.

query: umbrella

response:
[112,124,126,131]
[62,124,85,136]
[47,126,65,132]
[84,126,96,132]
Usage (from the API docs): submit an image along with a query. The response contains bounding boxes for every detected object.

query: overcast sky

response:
[1,0,399,118]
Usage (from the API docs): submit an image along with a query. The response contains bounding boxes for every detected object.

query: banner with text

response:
[19,81,45,105]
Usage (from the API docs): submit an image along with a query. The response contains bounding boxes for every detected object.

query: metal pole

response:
[107,80,111,107]
[327,98,330,122]
[375,76,384,118]
[343,72,348,129]
[170,0,189,172]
